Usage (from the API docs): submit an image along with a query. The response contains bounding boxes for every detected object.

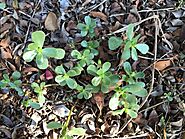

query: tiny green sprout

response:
[108,24,149,61]
[0,71,23,96]
[55,65,82,89]
[81,40,99,56]
[31,82,46,106]
[71,49,94,67]
[23,31,65,69]
[164,92,173,102]
[87,61,119,93]
[76,84,99,99]
[122,62,145,84]
[77,16,96,38]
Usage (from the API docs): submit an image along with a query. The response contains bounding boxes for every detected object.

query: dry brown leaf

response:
[93,93,104,115]
[22,67,39,74]
[0,37,10,48]
[0,48,12,59]
[154,60,171,71]
[90,11,107,22]
[45,12,58,31]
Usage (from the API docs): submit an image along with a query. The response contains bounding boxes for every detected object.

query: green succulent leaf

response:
[77,23,87,30]
[47,122,63,129]
[101,84,109,93]
[32,31,45,47]
[38,94,45,104]
[136,43,149,54]
[102,62,111,72]
[87,65,98,76]
[68,127,86,136]
[121,48,130,60]
[108,37,123,50]
[36,53,48,69]
[81,30,88,37]
[55,48,65,59]
[12,71,21,80]
[55,75,65,83]
[29,101,41,109]
[55,66,66,74]
[124,84,147,97]
[123,62,132,75]
[126,109,137,118]
[28,43,39,50]
[92,76,101,86]
[81,40,88,47]
[126,24,134,40]
[66,78,77,89]
[43,48,57,58]
[131,47,138,61]
[85,16,91,26]
[23,50,37,62]
[109,92,120,110]
[71,50,81,59]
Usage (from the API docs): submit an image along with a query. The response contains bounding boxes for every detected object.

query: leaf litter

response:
[0,0,185,139]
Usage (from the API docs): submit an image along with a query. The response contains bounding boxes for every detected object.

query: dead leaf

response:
[53,105,70,117]
[154,60,171,71]
[45,12,58,31]
[0,37,10,48]
[45,69,54,80]
[1,48,12,59]
[93,93,104,115]
[22,67,39,74]
[90,11,107,22]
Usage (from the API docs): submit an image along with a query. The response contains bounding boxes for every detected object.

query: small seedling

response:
[81,40,99,56]
[164,92,173,102]
[0,2,6,9]
[109,62,148,118]
[87,61,119,93]
[55,65,82,89]
[108,24,149,61]
[23,31,65,69]
[122,62,145,84]
[47,105,86,138]
[0,71,23,96]
[76,84,99,99]
[77,16,96,38]
[71,49,94,67]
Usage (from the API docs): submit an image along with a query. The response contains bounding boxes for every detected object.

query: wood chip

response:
[45,12,59,31]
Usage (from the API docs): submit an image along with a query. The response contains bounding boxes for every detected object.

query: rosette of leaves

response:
[55,65,82,89]
[71,49,94,67]
[122,62,145,84]
[87,61,119,93]
[23,31,65,69]
[108,24,149,61]
[77,16,96,38]
[0,71,23,96]
[76,84,99,99]
[81,40,99,56]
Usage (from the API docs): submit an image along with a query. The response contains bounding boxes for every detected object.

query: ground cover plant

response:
[0,1,184,139]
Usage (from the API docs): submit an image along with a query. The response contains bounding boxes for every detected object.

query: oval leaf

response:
[92,76,101,86]
[108,37,123,50]
[136,43,149,54]
[47,122,63,129]
[23,50,37,62]
[66,78,77,89]
[32,31,45,47]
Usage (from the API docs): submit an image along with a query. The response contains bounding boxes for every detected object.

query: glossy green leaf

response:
[131,47,138,61]
[55,66,66,74]
[28,43,39,50]
[32,31,45,47]
[29,101,41,109]
[12,71,21,80]
[126,24,134,40]
[81,40,88,47]
[66,78,77,89]
[23,50,37,62]
[102,62,111,72]
[71,50,81,59]
[67,69,78,77]
[55,48,65,59]
[121,48,130,60]
[77,23,86,30]
[123,62,132,75]
[85,16,91,26]
[136,44,149,54]
[36,54,48,69]
[126,109,137,118]
[87,65,98,76]
[55,75,65,83]
[68,127,86,136]
[38,94,45,104]
[101,84,109,93]
[81,30,88,37]
[108,37,123,50]
[47,122,63,129]
[124,84,147,97]
[43,48,57,58]
[109,92,120,110]
[92,76,101,86]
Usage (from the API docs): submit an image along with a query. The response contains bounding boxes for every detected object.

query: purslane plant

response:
[108,24,149,61]
[0,71,23,96]
[77,16,96,38]
[87,61,119,93]
[109,62,147,118]
[71,49,94,67]
[55,65,82,89]
[23,31,65,69]
[81,40,99,56]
